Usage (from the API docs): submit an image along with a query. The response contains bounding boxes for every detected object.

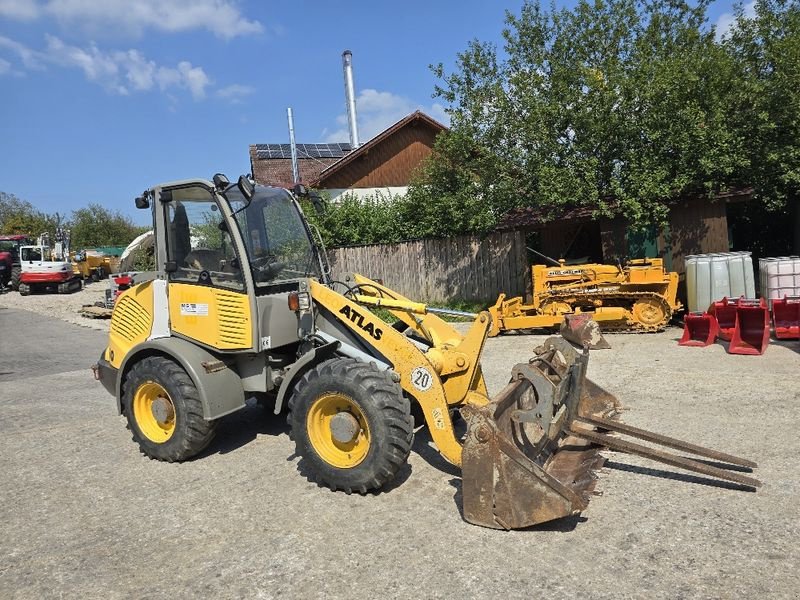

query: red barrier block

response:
[679,312,719,347]
[772,295,800,339]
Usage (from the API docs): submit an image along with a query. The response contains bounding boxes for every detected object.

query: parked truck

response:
[0,234,33,291]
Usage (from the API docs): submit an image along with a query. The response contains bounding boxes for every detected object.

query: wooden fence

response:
[327,230,528,304]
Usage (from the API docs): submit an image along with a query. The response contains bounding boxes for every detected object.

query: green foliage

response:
[413,0,750,230]
[723,0,800,212]
[130,246,156,271]
[0,192,57,239]
[69,203,146,249]
[302,190,414,247]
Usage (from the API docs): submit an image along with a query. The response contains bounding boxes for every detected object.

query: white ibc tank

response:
[759,256,800,307]
[685,251,756,312]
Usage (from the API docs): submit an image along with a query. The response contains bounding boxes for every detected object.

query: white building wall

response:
[325,186,409,203]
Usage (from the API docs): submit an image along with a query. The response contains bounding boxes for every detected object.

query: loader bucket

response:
[729,298,770,355]
[679,312,719,347]
[772,295,800,339]
[709,297,739,341]
[461,337,760,530]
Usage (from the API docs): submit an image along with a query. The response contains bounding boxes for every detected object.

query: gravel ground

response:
[0,302,798,599]
[0,283,110,331]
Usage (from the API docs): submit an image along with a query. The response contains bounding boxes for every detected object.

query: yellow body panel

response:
[107,282,155,369]
[168,283,253,351]
[310,277,490,467]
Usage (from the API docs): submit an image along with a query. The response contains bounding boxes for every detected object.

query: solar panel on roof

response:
[255,142,352,160]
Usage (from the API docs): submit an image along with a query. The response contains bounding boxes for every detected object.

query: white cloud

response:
[0,0,262,39]
[0,34,44,69]
[216,83,255,104]
[0,0,39,20]
[715,1,756,41]
[0,34,211,98]
[0,57,10,74]
[324,88,451,143]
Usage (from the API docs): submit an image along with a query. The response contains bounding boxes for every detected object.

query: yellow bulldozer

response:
[93,174,758,530]
[489,256,682,337]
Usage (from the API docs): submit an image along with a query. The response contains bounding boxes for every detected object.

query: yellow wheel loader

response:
[489,257,682,337]
[93,174,759,529]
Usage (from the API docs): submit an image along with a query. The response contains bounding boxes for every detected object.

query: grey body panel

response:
[256,292,301,350]
[235,353,269,393]
[116,337,246,421]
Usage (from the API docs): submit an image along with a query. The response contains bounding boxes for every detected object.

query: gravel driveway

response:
[0,299,797,599]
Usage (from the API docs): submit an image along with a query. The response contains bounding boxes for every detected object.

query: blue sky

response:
[0,0,746,224]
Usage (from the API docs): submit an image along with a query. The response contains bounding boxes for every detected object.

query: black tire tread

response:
[122,356,216,462]
[10,266,20,291]
[287,357,413,493]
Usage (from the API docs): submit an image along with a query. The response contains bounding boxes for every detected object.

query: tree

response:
[0,192,57,238]
[724,0,800,250]
[68,203,145,249]
[411,0,744,232]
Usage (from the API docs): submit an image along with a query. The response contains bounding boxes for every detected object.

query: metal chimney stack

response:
[287,107,300,184]
[342,50,360,148]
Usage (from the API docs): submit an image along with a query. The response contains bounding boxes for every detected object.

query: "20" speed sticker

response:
[410,366,433,392]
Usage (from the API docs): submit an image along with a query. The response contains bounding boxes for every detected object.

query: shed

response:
[497,188,754,276]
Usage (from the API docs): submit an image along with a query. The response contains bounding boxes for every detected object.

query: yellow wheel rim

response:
[306,393,371,468]
[133,381,176,443]
[633,298,667,327]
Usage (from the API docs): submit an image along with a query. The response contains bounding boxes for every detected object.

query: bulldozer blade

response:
[559,313,611,349]
[460,336,760,530]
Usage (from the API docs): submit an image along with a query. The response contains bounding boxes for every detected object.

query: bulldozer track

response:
[542,290,673,333]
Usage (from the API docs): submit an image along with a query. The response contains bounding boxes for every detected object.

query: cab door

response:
[162,184,254,351]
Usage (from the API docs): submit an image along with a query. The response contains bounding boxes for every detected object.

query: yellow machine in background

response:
[489,257,682,336]
[72,251,116,281]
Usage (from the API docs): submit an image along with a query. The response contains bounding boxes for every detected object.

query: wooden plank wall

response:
[666,199,729,275]
[327,231,527,304]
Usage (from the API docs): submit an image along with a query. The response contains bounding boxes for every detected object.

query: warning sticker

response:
[180,303,209,316]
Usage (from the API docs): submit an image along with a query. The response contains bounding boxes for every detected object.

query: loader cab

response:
[151,178,321,353]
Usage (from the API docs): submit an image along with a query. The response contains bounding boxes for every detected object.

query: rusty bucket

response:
[460,337,760,530]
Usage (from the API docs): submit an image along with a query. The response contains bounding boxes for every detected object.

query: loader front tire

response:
[122,356,216,462]
[288,358,413,494]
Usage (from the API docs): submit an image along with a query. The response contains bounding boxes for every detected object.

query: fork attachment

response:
[461,337,760,530]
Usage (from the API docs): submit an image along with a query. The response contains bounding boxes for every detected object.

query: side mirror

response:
[135,195,150,209]
[293,183,309,197]
[237,175,255,202]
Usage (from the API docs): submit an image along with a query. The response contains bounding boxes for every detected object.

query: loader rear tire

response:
[10,266,20,291]
[122,356,216,462]
[288,358,413,494]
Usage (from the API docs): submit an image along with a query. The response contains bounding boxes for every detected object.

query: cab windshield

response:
[227,187,320,286]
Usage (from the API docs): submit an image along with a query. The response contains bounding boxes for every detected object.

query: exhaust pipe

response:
[342,50,360,148]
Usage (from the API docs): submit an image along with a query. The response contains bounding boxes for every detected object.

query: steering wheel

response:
[251,254,286,282]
